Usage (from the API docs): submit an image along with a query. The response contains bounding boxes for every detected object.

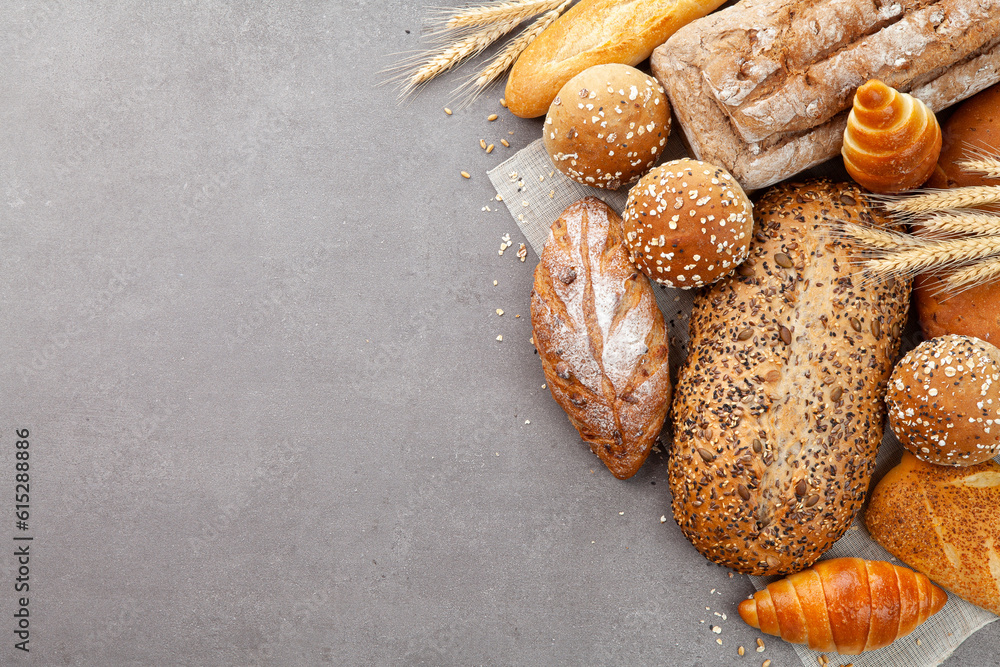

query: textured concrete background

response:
[0,1,997,665]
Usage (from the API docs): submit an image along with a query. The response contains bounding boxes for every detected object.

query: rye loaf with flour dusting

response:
[531,197,672,480]
[669,181,910,575]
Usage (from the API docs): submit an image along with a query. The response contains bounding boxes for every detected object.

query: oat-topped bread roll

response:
[651,0,1000,190]
[531,197,672,479]
[670,181,910,575]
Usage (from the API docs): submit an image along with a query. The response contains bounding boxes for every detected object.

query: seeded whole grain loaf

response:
[669,181,910,575]
[531,197,672,479]
[650,0,1000,190]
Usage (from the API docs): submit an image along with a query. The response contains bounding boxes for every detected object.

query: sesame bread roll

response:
[669,181,911,575]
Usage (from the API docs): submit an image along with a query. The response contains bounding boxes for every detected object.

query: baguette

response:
[669,181,910,575]
[866,451,1000,616]
[651,0,1000,190]
[531,197,672,479]
[504,0,727,119]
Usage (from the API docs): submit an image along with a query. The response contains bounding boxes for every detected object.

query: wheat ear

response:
[941,256,1000,293]
[912,210,1000,236]
[957,158,1000,180]
[828,222,924,250]
[882,186,1000,214]
[863,235,1000,277]
[429,0,566,32]
[392,18,521,97]
[452,0,569,106]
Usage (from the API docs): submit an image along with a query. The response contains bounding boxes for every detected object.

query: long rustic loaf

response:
[866,451,1000,616]
[651,0,1000,190]
[669,181,910,575]
[531,197,672,479]
[504,0,727,119]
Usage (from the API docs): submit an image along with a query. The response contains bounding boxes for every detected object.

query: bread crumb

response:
[493,280,498,286]
[756,638,765,652]
[496,309,504,316]
[660,515,666,523]
[524,420,530,424]
[496,335,503,341]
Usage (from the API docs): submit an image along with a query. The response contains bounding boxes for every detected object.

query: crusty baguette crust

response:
[505,0,727,119]
[651,0,1000,190]
[670,181,910,575]
[531,197,672,479]
[866,451,1000,616]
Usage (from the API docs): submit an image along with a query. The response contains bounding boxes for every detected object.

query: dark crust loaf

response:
[531,197,672,480]
[669,181,910,575]
[650,0,1000,190]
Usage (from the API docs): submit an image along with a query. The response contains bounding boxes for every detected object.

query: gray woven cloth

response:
[488,138,998,667]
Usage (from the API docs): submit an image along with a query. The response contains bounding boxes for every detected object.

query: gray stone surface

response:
[0,1,997,665]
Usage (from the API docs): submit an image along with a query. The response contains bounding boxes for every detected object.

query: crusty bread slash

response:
[531,197,672,479]
[669,181,910,575]
[866,451,1000,616]
[651,0,1000,190]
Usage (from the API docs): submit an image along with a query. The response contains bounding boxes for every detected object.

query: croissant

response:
[842,79,942,194]
[738,557,947,655]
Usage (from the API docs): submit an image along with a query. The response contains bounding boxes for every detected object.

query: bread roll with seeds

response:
[887,335,1000,466]
[622,158,752,288]
[531,197,672,479]
[544,64,670,190]
[670,180,910,576]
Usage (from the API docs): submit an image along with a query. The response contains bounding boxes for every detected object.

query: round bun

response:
[887,334,1000,466]
[543,64,669,190]
[621,158,753,288]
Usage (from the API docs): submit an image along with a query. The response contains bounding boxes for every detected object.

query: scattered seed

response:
[738,646,745,657]
[501,139,510,147]
[757,638,765,652]
[487,144,494,153]
[480,139,487,150]
[499,98,507,108]
[444,107,452,115]
[488,114,498,121]
[461,171,471,179]
[763,660,771,667]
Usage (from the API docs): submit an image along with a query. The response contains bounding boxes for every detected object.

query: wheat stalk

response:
[429,0,566,32]
[957,158,1000,180]
[829,222,924,250]
[863,235,1000,277]
[913,210,1000,237]
[452,0,569,106]
[391,17,522,98]
[942,256,1000,293]
[882,185,1000,214]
